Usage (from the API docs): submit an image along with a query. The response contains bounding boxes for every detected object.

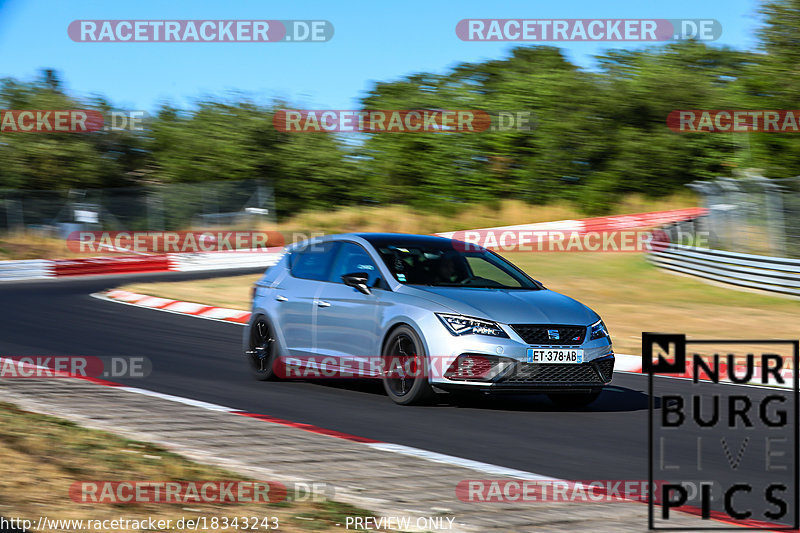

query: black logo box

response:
[644,333,800,530]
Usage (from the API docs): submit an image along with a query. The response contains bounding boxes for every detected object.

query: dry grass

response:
[0,231,99,261]
[0,402,371,532]
[270,193,698,237]
[122,275,260,311]
[117,251,799,359]
[0,192,697,260]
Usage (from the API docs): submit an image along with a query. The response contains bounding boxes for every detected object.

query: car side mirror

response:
[341,272,371,295]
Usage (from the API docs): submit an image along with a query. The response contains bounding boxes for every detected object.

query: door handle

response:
[275,295,288,302]
[317,300,331,308]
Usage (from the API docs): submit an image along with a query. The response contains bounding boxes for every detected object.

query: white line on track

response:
[365,443,559,480]
[116,386,236,412]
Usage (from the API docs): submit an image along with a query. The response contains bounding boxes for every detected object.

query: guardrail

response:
[0,260,53,281]
[648,243,800,297]
[0,251,282,280]
[53,255,171,277]
[169,251,283,272]
[437,207,707,240]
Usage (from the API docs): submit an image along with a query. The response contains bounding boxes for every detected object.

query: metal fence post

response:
[752,175,787,257]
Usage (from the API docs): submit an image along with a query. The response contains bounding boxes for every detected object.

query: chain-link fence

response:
[687,175,800,258]
[0,180,275,236]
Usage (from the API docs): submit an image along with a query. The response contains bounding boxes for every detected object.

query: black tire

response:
[381,325,435,405]
[246,316,280,381]
[547,389,602,408]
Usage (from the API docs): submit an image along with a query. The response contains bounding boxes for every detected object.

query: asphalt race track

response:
[0,272,795,527]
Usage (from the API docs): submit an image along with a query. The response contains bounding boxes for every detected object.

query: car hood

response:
[402,286,599,325]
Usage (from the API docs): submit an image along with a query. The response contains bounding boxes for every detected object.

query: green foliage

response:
[3,2,800,218]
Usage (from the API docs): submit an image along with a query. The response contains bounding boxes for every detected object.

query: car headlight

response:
[436,313,509,338]
[590,319,609,340]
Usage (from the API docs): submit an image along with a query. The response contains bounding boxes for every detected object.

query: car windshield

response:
[373,240,540,289]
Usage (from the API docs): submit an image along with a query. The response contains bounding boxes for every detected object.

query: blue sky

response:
[0,0,764,113]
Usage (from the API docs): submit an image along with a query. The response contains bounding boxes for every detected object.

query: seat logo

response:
[547,329,560,341]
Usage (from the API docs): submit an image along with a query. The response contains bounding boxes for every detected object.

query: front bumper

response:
[501,355,614,386]
[420,314,615,391]
[434,355,615,393]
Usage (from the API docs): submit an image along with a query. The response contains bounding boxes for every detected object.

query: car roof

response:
[352,233,456,246]
[287,232,461,252]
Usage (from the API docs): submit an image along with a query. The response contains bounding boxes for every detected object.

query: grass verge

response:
[0,193,696,260]
[0,402,374,532]
[269,194,697,237]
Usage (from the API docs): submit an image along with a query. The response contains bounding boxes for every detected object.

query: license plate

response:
[527,349,584,364]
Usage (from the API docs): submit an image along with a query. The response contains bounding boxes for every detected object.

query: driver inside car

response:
[435,255,467,284]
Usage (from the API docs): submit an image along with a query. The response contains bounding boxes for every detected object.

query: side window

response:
[289,241,339,281]
[330,242,380,286]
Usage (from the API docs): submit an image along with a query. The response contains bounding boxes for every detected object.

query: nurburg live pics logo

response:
[644,332,799,530]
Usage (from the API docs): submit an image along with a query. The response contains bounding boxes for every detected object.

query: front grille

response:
[510,324,586,345]
[596,358,615,381]
[502,358,614,385]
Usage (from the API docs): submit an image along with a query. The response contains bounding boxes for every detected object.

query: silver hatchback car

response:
[244,233,614,406]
